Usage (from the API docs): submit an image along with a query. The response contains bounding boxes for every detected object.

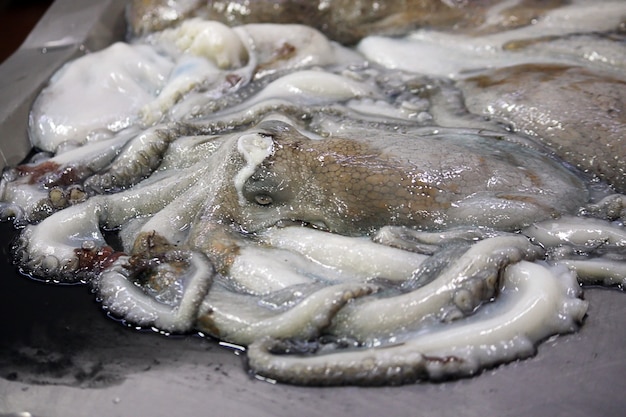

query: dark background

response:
[0,0,53,63]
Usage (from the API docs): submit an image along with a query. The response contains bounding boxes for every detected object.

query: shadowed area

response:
[0,221,235,387]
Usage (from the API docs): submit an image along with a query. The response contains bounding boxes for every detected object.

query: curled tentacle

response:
[97,250,214,333]
[15,162,208,281]
[556,259,626,289]
[523,216,626,255]
[14,198,115,282]
[373,225,502,254]
[247,261,587,385]
[581,194,626,222]
[328,235,544,342]
[0,132,133,224]
[83,126,176,193]
[197,282,377,345]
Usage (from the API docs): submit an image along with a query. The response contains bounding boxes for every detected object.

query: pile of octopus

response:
[1,0,625,385]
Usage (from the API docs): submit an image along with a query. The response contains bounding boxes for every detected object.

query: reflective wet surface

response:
[1,0,626,415]
[1,217,625,416]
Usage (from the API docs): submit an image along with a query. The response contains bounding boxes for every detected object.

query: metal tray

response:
[0,1,625,416]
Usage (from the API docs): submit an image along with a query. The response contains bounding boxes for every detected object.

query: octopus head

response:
[230,120,335,233]
[228,119,425,235]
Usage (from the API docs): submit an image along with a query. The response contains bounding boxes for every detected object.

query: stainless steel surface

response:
[0,1,625,416]
[0,0,126,168]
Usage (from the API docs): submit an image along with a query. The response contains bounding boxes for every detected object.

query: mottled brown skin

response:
[242,132,445,234]
[127,0,567,44]
[184,119,588,277]
[208,121,587,237]
[461,64,626,193]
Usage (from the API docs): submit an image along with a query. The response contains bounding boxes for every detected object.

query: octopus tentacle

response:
[328,235,544,342]
[523,216,626,254]
[221,226,428,295]
[247,261,587,385]
[556,259,626,289]
[169,73,276,123]
[521,212,626,288]
[97,250,214,333]
[15,162,208,280]
[83,126,177,193]
[121,178,212,251]
[138,56,252,127]
[197,282,377,346]
[226,246,325,294]
[14,198,111,281]
[0,132,133,224]
[98,165,208,229]
[373,225,502,254]
[180,70,377,126]
[581,194,626,222]
[259,227,428,283]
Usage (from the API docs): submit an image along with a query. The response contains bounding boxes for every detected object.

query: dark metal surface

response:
[0,1,625,416]
[0,0,126,169]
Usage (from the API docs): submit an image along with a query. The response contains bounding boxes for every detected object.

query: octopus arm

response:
[329,235,544,342]
[97,251,214,333]
[185,70,376,123]
[139,56,242,126]
[14,198,107,279]
[556,259,626,288]
[225,227,428,295]
[15,164,206,280]
[523,216,626,252]
[196,283,376,346]
[259,227,428,282]
[0,132,133,224]
[83,126,178,193]
[227,246,335,295]
[47,129,134,167]
[246,261,588,385]
[122,176,214,250]
[98,165,208,229]
[373,225,502,254]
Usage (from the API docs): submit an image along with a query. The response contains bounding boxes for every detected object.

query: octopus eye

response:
[254,194,273,206]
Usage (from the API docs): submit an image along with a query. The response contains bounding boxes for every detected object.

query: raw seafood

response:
[1,1,625,385]
[127,0,570,44]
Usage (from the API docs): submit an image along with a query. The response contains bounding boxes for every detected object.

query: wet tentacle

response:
[247,261,587,385]
[83,126,178,193]
[97,250,214,333]
[329,235,544,342]
[197,282,377,346]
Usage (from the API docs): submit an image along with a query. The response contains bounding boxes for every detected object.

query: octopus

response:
[1,1,626,385]
[126,0,571,44]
